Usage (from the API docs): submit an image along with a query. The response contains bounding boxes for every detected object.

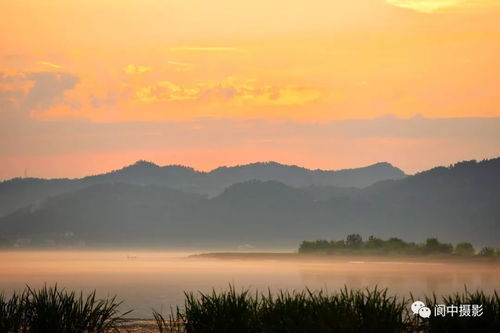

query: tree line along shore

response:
[299,234,500,257]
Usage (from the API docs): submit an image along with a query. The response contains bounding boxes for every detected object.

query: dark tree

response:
[346,234,363,248]
[455,242,475,256]
[478,247,496,257]
[423,238,453,254]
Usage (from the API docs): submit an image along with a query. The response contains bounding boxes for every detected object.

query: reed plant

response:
[0,285,129,333]
[155,286,500,333]
[417,288,500,332]
[155,285,412,333]
[0,292,25,333]
[3,284,499,332]
[153,308,184,333]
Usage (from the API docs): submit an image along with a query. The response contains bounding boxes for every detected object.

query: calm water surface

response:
[1,250,499,318]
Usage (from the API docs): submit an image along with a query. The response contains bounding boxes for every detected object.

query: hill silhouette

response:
[0,160,405,217]
[0,158,498,247]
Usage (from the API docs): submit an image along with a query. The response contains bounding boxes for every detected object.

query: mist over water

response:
[0,250,498,318]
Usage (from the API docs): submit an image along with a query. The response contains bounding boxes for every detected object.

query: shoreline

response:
[190,251,500,263]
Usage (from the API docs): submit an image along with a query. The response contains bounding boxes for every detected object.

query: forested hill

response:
[0,161,405,217]
[0,158,498,247]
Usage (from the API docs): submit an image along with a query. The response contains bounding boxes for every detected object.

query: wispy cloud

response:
[386,0,500,13]
[169,46,239,52]
[167,61,195,72]
[38,61,63,69]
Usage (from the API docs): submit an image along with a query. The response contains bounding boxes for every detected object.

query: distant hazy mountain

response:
[0,158,498,247]
[0,183,205,244]
[0,160,405,217]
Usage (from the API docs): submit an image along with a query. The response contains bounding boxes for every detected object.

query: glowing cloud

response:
[133,78,321,107]
[0,71,79,115]
[124,64,152,74]
[386,0,500,13]
[135,81,199,102]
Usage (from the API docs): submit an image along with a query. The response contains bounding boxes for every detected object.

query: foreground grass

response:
[421,289,500,332]
[154,286,500,333]
[0,285,129,333]
[2,285,499,332]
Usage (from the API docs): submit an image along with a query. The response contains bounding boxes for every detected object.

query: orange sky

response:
[1,0,499,179]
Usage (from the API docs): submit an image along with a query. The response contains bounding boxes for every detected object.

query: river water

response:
[1,250,498,318]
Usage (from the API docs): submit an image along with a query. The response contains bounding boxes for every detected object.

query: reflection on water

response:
[0,251,499,318]
[297,260,497,297]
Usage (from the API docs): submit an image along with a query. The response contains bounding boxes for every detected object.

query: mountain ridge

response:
[0,158,498,247]
[0,160,405,217]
